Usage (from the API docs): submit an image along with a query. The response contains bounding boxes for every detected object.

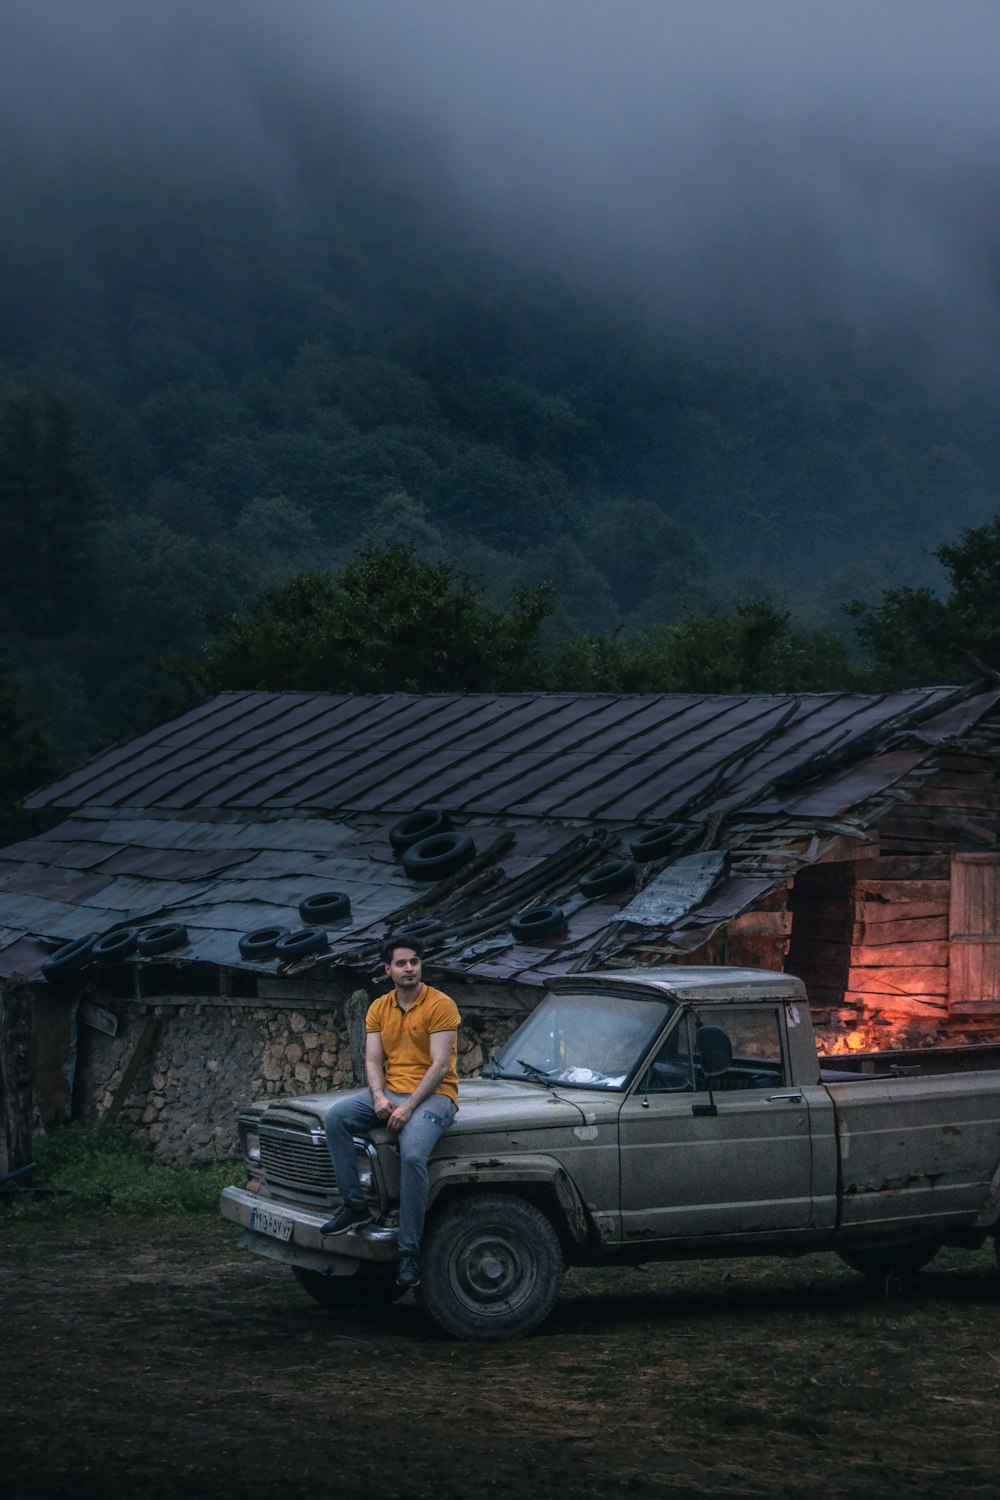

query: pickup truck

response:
[220,966,1000,1339]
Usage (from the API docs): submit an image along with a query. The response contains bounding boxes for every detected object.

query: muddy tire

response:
[417,1194,563,1340]
[837,1239,940,1279]
[292,1263,405,1309]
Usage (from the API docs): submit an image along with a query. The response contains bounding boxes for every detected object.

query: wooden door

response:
[949,854,1000,1012]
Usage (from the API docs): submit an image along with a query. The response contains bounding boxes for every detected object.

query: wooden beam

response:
[344,990,369,1088]
[106,1017,159,1121]
[0,976,36,1176]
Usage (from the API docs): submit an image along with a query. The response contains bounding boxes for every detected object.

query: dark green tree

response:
[849,513,1000,687]
[554,598,853,694]
[167,541,556,696]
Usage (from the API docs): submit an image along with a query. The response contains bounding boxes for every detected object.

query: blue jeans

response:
[323,1088,457,1257]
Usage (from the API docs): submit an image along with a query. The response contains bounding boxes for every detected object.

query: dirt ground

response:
[3,1214,1000,1500]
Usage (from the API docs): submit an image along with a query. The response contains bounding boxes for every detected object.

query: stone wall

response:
[75,992,525,1164]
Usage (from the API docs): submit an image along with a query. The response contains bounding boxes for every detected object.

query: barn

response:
[2,683,999,1165]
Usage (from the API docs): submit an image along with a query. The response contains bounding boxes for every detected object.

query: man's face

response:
[385,946,422,990]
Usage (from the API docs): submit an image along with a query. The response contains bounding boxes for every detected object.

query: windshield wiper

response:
[515,1058,555,1084]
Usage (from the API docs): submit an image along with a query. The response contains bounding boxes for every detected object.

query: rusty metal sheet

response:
[517,700,796,820]
[616,852,727,928]
[776,748,931,817]
[0,935,52,979]
[282,698,520,812]
[908,686,1000,742]
[90,846,258,879]
[235,696,472,809]
[23,687,970,824]
[149,695,380,809]
[677,875,781,924]
[0,864,114,903]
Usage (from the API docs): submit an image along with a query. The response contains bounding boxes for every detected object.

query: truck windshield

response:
[489,991,676,1090]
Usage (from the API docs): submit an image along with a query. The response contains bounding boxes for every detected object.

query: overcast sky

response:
[5,0,1000,371]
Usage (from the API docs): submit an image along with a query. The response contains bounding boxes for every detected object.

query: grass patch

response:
[8,1120,242,1217]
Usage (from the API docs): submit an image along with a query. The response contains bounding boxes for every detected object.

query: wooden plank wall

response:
[878,717,1000,855]
[844,855,951,1023]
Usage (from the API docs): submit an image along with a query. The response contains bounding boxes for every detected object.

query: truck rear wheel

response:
[837,1239,940,1279]
[292,1263,405,1309]
[417,1193,563,1340]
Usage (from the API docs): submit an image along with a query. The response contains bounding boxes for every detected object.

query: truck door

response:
[618,1005,816,1241]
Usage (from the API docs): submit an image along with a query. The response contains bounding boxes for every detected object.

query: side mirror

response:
[696,1025,733,1078]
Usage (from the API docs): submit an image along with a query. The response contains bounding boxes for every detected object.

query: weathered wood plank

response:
[726,911,792,935]
[344,989,368,1087]
[862,895,949,918]
[908,787,1000,810]
[845,966,949,995]
[853,917,949,944]
[850,941,949,968]
[949,855,1000,1007]
[856,880,951,903]
[0,976,36,1176]
[852,856,950,880]
[106,1017,159,1120]
[843,991,948,1016]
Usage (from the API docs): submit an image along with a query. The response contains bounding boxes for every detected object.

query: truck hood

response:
[264,1078,619,1135]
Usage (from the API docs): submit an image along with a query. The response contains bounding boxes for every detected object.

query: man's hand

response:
[373,1090,394,1121]
[387,1100,413,1132]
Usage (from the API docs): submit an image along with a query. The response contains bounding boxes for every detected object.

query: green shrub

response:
[16,1121,241,1217]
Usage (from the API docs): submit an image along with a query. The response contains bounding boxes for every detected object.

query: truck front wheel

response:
[418,1194,563,1340]
[292,1263,405,1309]
[837,1239,940,1279]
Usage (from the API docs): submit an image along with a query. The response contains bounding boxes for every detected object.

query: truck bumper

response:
[220,1185,399,1272]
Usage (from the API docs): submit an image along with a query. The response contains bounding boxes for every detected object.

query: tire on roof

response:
[510,905,567,941]
[298,891,351,924]
[630,822,690,863]
[137,922,189,957]
[401,831,475,882]
[239,926,292,961]
[389,808,454,853]
[579,858,637,898]
[274,926,328,961]
[41,933,99,983]
[92,928,140,965]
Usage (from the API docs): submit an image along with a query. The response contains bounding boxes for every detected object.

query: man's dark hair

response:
[381,933,425,963]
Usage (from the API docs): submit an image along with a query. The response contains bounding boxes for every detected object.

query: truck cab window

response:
[646,1014,695,1093]
[692,1006,784,1091]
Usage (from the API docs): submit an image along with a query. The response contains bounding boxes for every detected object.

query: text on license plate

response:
[250,1207,294,1242]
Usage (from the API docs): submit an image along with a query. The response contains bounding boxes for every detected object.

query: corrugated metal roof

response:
[3,685,998,988]
[25,687,998,821]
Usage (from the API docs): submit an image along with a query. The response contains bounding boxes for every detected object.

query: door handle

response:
[766,1092,803,1103]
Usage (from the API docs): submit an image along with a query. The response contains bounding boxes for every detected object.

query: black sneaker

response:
[396,1254,421,1289]
[319,1203,370,1235]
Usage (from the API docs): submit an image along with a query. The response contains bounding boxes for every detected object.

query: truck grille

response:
[260,1122,336,1203]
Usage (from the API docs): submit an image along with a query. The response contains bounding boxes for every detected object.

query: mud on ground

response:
[3,1216,1000,1500]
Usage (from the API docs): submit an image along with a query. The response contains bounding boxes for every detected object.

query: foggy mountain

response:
[2,0,1000,771]
[7,0,1000,375]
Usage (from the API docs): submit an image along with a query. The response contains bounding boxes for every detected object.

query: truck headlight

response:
[245,1130,261,1164]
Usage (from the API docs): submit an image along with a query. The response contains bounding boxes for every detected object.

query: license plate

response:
[250,1207,293,1242]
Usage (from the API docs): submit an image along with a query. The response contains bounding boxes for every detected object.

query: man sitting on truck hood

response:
[320,935,461,1290]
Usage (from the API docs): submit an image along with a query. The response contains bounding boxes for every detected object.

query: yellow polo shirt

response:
[366,984,462,1107]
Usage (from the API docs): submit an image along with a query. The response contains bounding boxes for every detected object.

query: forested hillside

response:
[2,45,1000,834]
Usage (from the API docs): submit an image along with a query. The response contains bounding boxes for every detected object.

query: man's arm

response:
[365,1031,393,1120]
[386,1030,455,1132]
